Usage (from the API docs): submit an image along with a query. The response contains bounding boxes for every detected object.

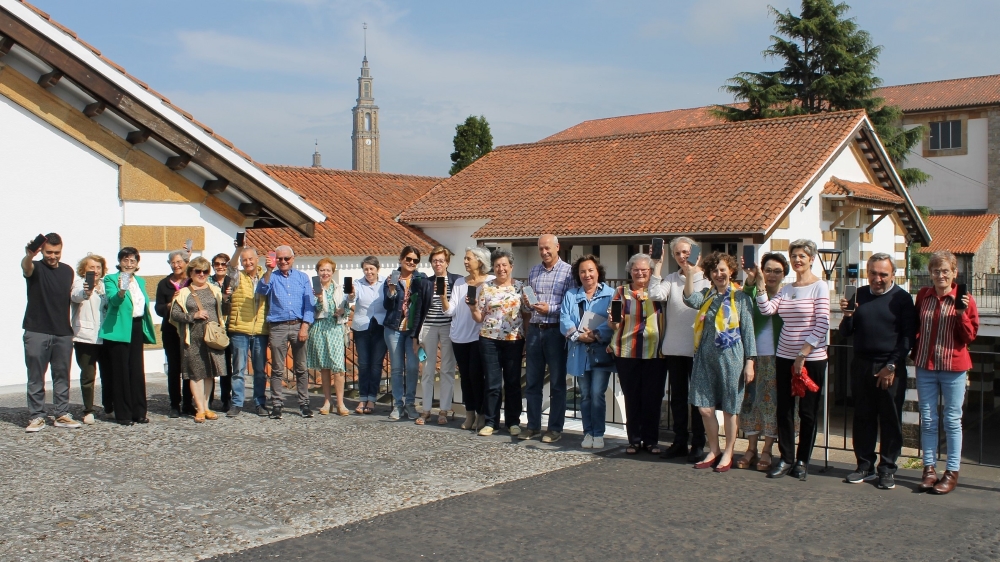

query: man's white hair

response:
[275,245,294,256]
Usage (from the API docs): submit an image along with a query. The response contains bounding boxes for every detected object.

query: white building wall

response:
[903,119,989,211]
[417,220,488,275]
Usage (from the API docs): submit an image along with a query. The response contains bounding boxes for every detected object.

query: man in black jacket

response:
[839,253,917,490]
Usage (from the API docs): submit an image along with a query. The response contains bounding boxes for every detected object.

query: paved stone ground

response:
[0,378,591,562]
[211,449,1000,562]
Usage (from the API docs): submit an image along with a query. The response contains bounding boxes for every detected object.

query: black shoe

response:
[845,468,877,484]
[660,442,689,460]
[168,408,181,419]
[686,447,707,464]
[300,406,314,418]
[791,460,808,481]
[182,406,197,416]
[767,460,793,478]
[135,418,149,424]
[270,405,283,419]
[227,407,241,418]
[117,421,134,426]
[877,473,895,490]
[256,405,269,417]
[222,403,231,414]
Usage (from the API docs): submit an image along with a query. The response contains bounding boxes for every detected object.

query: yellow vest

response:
[227,266,270,335]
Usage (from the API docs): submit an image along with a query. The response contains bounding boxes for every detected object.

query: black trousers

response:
[664,355,706,449]
[616,357,668,447]
[480,338,524,429]
[454,340,485,413]
[851,356,906,474]
[162,326,192,411]
[106,318,147,423]
[775,357,826,464]
[74,342,112,415]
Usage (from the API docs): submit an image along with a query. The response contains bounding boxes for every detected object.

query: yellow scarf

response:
[692,283,741,352]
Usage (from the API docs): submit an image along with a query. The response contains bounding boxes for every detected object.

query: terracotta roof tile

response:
[821,177,905,206]
[247,167,444,256]
[402,111,867,240]
[918,214,999,255]
[877,74,1000,113]
[542,106,730,141]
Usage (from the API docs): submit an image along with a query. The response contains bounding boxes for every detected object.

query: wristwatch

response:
[886,363,896,372]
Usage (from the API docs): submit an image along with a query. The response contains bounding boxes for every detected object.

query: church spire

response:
[351,23,379,172]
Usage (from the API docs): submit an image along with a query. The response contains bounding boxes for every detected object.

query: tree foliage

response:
[714,0,928,186]
[450,115,493,176]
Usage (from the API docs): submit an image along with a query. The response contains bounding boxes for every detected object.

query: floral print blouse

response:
[476,280,525,341]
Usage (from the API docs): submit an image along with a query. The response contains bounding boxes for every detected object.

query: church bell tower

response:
[351,25,379,172]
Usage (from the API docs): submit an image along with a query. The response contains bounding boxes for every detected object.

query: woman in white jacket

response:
[71,255,110,424]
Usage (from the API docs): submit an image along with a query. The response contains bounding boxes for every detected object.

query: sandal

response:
[736,453,759,470]
[438,413,449,425]
[203,410,218,421]
[626,444,640,455]
[363,403,374,415]
[756,452,773,472]
[645,444,662,455]
[319,404,331,415]
[337,406,350,416]
[355,404,365,415]
[415,413,429,425]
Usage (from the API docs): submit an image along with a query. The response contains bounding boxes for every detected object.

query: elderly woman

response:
[469,250,525,436]
[170,256,229,423]
[349,256,388,415]
[683,252,756,472]
[99,247,157,426]
[736,252,787,471]
[155,249,191,417]
[414,246,464,425]
[308,258,350,416]
[913,251,979,494]
[756,239,830,481]
[443,247,494,431]
[608,253,667,455]
[560,255,614,449]
[71,254,110,424]
[383,246,428,420]
[208,252,233,412]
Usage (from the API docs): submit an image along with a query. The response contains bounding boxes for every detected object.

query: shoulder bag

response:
[190,288,230,350]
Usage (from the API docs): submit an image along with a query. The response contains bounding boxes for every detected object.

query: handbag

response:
[190,288,230,350]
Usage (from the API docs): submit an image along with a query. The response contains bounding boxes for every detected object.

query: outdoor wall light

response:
[817,248,842,281]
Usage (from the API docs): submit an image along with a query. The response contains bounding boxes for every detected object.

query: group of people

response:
[21,232,979,494]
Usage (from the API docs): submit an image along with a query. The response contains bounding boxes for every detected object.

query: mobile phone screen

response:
[743,245,756,269]
[28,234,46,252]
[85,271,96,290]
[687,245,701,266]
[222,276,231,293]
[611,300,623,323]
[651,238,664,260]
[436,276,446,296]
[844,285,857,310]
[389,270,401,285]
[267,251,277,267]
[119,272,131,291]
[312,275,323,294]
[523,286,539,306]
[466,284,478,304]
[343,277,353,294]
[235,232,245,247]
[185,239,194,253]
[955,283,968,310]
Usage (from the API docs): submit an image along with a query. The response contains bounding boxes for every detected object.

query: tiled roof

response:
[246,166,443,256]
[877,74,1000,113]
[401,110,868,240]
[821,177,905,206]
[542,106,729,142]
[918,214,999,255]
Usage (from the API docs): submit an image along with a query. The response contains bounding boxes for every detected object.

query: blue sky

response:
[29,0,1000,177]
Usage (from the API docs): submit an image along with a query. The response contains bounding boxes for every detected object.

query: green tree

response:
[714,0,928,186]
[450,115,493,176]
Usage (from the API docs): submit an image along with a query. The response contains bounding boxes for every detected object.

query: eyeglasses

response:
[276,256,292,262]
[192,269,209,275]
[120,257,138,264]
[930,269,954,277]
[762,268,784,275]
[403,257,419,264]
[213,262,227,267]
[431,259,447,265]
[631,269,650,275]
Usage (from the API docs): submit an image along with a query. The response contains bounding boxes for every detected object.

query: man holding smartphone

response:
[648,237,710,462]
[22,233,81,432]
[838,253,917,490]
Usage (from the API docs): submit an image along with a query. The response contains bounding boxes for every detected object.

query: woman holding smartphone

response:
[414,246,464,425]
[99,247,157,426]
[383,246,428,421]
[308,258,350,416]
[349,256,388,415]
[71,254,110,424]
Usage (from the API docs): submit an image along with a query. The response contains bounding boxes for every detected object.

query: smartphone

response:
[687,245,701,266]
[955,283,968,310]
[267,251,277,268]
[389,270,401,286]
[235,232,245,247]
[119,272,131,291]
[85,271,96,291]
[417,347,427,363]
[27,233,46,253]
[222,275,232,293]
[185,238,194,254]
[343,276,353,294]
[650,238,664,261]
[610,299,623,323]
[466,283,478,304]
[312,275,323,295]
[435,276,446,296]
[844,285,857,311]
[523,285,539,306]
[743,245,756,269]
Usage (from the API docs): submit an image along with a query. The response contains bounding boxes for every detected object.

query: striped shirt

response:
[608,285,665,360]
[913,286,979,372]
[527,259,573,324]
[424,283,451,326]
[756,280,829,361]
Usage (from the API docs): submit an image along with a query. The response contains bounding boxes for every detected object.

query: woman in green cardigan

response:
[736,252,788,471]
[99,247,157,426]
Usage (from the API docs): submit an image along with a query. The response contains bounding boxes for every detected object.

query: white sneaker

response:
[593,436,605,449]
[82,413,95,425]
[388,407,402,420]
[508,425,521,436]
[582,434,594,449]
[54,414,82,429]
[25,417,46,433]
[478,425,494,436]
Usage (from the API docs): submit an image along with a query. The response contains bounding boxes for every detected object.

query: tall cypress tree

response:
[450,115,493,176]
[715,0,927,186]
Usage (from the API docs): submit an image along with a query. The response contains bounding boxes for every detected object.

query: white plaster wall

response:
[903,119,989,211]
[416,220,488,275]
[1,95,121,387]
[122,201,243,277]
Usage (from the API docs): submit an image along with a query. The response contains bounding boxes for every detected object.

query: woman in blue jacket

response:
[382,246,428,421]
[560,255,615,449]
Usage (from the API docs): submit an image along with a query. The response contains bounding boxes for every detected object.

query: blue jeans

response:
[916,367,967,472]
[525,325,568,432]
[579,369,612,438]
[354,322,387,403]
[230,333,268,408]
[384,327,418,409]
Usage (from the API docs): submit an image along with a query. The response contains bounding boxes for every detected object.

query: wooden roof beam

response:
[125,129,150,145]
[37,69,62,88]
[239,202,263,216]
[82,101,105,116]
[0,37,14,56]
[166,155,190,171]
[202,178,228,194]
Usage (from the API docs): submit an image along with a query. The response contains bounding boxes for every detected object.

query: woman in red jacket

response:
[913,250,979,495]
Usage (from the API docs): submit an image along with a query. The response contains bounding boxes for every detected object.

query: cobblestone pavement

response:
[0,379,591,562]
[211,448,1000,562]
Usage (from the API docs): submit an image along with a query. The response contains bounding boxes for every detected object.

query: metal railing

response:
[907,272,1000,313]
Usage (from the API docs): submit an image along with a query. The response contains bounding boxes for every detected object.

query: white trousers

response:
[419,323,457,413]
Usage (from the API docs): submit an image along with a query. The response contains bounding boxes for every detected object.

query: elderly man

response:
[649,237,710,462]
[520,234,574,442]
[839,253,917,490]
[257,245,315,420]
[228,245,270,417]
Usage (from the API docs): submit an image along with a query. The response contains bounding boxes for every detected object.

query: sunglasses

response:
[213,262,227,267]
[192,269,209,275]
[403,257,419,264]
[276,256,292,262]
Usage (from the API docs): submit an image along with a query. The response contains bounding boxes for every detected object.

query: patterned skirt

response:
[306,317,347,371]
[739,355,778,438]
